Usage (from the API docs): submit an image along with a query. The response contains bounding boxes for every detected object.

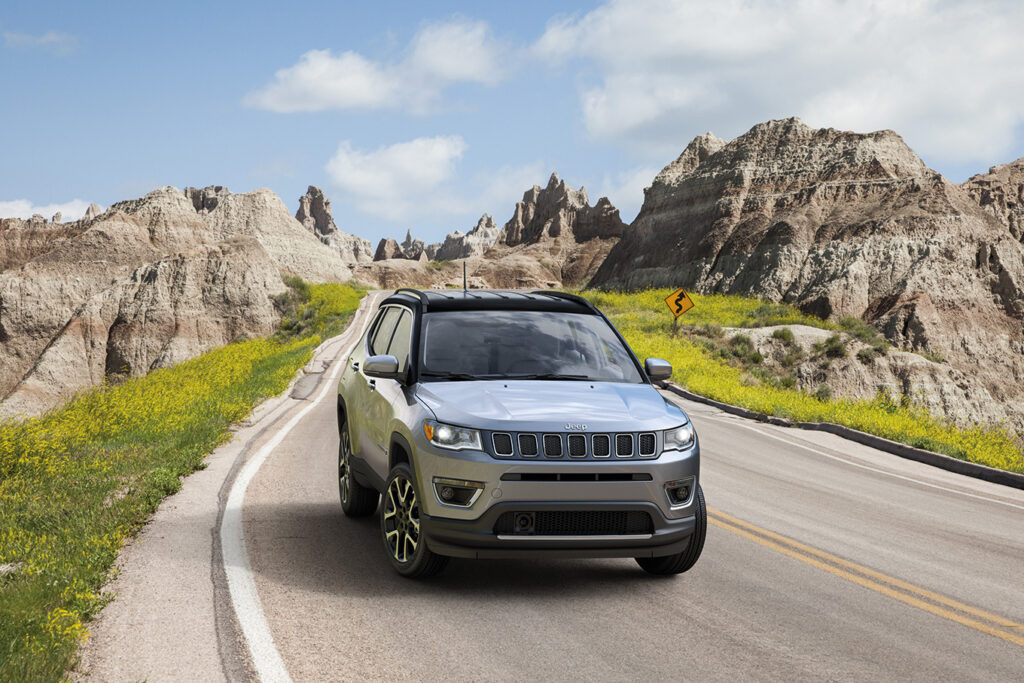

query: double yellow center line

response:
[708,508,1024,649]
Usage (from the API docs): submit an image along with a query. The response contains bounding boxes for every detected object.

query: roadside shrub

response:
[822,334,847,359]
[814,384,833,401]
[771,327,796,344]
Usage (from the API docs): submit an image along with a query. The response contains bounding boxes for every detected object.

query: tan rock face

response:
[0,238,285,419]
[962,159,1024,240]
[0,185,350,418]
[590,117,1024,431]
[429,214,500,261]
[295,185,374,264]
[357,173,626,290]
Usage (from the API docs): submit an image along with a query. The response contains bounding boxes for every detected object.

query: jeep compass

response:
[336,289,705,578]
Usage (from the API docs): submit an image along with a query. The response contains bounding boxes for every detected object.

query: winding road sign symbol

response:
[665,288,694,317]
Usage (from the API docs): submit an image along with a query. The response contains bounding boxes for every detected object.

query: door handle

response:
[351,360,360,371]
[368,379,376,392]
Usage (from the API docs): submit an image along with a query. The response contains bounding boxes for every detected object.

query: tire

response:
[338,414,379,517]
[381,462,449,578]
[636,484,707,576]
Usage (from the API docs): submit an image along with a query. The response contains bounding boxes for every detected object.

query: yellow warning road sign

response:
[665,288,694,317]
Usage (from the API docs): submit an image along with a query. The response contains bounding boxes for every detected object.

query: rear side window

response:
[369,307,402,356]
[387,310,413,372]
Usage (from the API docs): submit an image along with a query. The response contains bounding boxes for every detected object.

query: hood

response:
[414,380,687,432]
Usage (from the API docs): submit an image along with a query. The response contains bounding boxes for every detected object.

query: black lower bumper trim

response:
[422,500,695,560]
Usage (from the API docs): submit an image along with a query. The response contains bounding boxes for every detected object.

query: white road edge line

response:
[220,295,379,683]
[704,415,1024,512]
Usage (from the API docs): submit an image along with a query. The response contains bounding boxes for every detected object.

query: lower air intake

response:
[495,510,654,536]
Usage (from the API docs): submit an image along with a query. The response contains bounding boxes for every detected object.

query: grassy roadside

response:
[0,280,365,681]
[584,288,1024,474]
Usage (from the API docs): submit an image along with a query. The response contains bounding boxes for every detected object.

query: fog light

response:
[665,477,695,506]
[432,477,484,507]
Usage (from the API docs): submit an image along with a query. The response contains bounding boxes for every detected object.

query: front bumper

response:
[422,500,697,559]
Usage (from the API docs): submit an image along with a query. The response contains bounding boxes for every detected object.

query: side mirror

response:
[644,357,672,382]
[363,354,402,380]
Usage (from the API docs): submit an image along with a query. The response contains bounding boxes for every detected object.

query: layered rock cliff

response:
[0,185,350,417]
[429,214,500,261]
[590,117,1024,430]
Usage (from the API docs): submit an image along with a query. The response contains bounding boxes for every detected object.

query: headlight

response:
[663,423,695,451]
[423,420,482,451]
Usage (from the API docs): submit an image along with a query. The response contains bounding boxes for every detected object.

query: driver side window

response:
[370,307,401,356]
[387,310,413,372]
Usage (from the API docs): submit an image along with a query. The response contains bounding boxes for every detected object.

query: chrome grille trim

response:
[518,433,539,457]
[615,433,634,458]
[543,434,562,458]
[492,432,514,457]
[638,432,657,457]
[567,434,587,458]
[592,434,611,458]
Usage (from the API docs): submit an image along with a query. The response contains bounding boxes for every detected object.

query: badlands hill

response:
[0,185,356,418]
[591,117,1024,431]
[359,173,626,289]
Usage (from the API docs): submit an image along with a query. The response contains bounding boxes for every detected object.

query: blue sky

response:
[3,0,1024,244]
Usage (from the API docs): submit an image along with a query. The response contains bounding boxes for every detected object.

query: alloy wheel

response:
[383,475,420,563]
[338,427,351,506]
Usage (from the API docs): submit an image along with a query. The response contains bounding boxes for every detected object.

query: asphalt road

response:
[77,293,1024,681]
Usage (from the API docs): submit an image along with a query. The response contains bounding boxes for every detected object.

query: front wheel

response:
[381,463,448,578]
[636,484,707,575]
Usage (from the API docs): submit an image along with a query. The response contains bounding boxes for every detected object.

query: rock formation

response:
[962,159,1024,240]
[359,173,627,289]
[295,185,373,264]
[429,214,501,261]
[83,203,103,221]
[0,185,351,418]
[590,117,1024,431]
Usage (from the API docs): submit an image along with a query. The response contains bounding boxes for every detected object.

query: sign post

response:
[664,287,694,334]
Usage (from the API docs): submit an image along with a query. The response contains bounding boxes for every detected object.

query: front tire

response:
[338,415,379,517]
[381,463,448,578]
[636,484,707,575]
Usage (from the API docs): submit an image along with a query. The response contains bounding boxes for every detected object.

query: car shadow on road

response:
[241,501,662,599]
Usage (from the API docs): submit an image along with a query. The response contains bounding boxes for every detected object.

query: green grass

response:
[0,281,365,681]
[583,288,1024,474]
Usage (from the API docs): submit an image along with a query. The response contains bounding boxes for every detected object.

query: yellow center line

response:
[709,507,1023,631]
[707,509,1024,649]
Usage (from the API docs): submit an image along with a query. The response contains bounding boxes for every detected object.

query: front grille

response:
[494,510,654,536]
[487,430,661,460]
[493,433,513,456]
[518,434,538,457]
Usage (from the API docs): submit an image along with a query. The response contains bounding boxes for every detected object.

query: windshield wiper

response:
[419,371,482,381]
[500,373,592,381]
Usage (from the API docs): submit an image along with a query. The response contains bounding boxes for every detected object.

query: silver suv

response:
[336,289,705,578]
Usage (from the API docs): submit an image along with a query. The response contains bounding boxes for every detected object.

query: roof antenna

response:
[463,261,468,293]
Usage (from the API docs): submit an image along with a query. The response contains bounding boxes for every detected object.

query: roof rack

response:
[392,288,424,300]
[530,290,599,313]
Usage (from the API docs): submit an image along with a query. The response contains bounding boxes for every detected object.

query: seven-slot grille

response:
[488,431,659,460]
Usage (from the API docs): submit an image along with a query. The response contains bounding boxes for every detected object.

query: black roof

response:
[384,289,597,314]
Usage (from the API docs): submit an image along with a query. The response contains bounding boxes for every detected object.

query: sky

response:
[2,0,1024,245]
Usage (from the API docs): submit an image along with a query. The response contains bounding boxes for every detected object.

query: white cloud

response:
[535,0,1024,165]
[325,135,543,225]
[245,18,505,113]
[3,31,77,56]
[0,199,95,221]
[326,136,469,221]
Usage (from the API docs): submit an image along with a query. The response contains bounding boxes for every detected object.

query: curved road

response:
[77,292,1024,681]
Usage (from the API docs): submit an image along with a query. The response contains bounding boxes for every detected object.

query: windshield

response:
[419,310,643,383]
